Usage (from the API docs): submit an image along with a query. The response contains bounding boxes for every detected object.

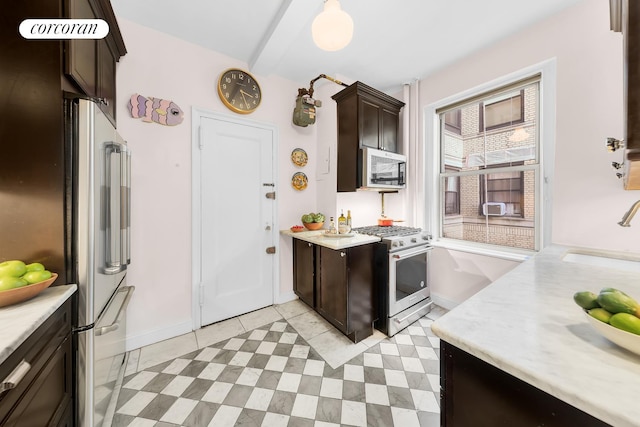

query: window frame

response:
[479,162,525,218]
[423,59,557,259]
[479,89,525,131]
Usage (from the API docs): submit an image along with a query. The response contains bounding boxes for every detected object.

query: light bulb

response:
[312,0,353,52]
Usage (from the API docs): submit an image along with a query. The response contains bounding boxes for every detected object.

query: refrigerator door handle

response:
[104,141,130,274]
[95,285,135,336]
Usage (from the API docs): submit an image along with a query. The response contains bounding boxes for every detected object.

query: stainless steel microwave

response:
[361,147,406,190]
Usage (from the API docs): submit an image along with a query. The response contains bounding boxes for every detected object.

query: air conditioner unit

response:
[483,202,506,216]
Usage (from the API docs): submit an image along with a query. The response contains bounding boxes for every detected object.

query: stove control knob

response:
[399,241,405,246]
[411,238,417,243]
[422,235,429,240]
[392,242,398,247]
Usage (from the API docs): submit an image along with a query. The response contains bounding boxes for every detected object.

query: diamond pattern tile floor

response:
[113,310,443,427]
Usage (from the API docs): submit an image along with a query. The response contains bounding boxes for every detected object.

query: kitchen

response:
[1,0,640,426]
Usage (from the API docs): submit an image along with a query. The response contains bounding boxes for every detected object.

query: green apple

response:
[22,270,52,285]
[0,260,27,278]
[25,262,45,272]
[0,276,28,291]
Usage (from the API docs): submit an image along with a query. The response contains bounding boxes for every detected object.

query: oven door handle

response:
[391,246,433,260]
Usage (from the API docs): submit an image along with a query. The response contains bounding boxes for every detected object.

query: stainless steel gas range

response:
[352,225,433,336]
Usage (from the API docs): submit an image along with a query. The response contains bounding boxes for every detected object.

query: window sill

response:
[430,238,535,262]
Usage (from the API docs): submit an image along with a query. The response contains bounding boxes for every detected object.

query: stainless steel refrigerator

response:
[67,97,134,427]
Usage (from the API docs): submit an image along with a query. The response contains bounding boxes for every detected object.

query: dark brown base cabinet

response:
[0,299,73,426]
[440,341,611,427]
[293,239,316,308]
[292,240,375,343]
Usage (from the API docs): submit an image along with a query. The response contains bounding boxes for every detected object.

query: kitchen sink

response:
[562,249,640,273]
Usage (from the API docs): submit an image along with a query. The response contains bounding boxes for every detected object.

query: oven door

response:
[388,245,433,317]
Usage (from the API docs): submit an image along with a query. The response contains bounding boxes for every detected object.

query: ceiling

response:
[111,0,585,93]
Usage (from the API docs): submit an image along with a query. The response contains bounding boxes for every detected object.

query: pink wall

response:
[116,18,318,349]
[422,0,640,307]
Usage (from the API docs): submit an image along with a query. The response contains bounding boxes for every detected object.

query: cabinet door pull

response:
[307,243,312,247]
[340,252,346,257]
[0,360,31,398]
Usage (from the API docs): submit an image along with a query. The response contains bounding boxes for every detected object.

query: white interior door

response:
[198,115,276,326]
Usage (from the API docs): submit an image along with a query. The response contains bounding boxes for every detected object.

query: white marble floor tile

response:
[394,334,414,346]
[290,344,310,359]
[162,358,191,375]
[401,356,425,373]
[410,389,440,412]
[128,418,156,427]
[274,299,313,319]
[236,367,263,387]
[207,404,242,427]
[264,355,288,372]
[314,422,340,427]
[117,391,157,416]
[245,387,275,411]
[379,343,400,356]
[261,412,290,427]
[238,306,283,331]
[197,363,226,381]
[276,372,302,393]
[223,338,246,350]
[291,394,319,419]
[256,341,277,355]
[159,397,198,424]
[123,371,157,390]
[270,321,288,332]
[286,310,332,341]
[161,375,195,396]
[303,359,325,377]
[363,353,384,368]
[195,317,245,349]
[307,328,368,369]
[319,378,343,399]
[359,329,387,348]
[229,351,253,366]
[278,332,298,344]
[341,400,367,427]
[384,369,409,388]
[391,406,421,427]
[407,325,426,336]
[194,347,220,362]
[365,383,390,406]
[137,333,198,371]
[416,346,438,360]
[201,381,233,403]
[248,329,268,341]
[343,364,364,382]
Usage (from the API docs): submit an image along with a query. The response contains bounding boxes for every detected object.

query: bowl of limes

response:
[0,260,58,308]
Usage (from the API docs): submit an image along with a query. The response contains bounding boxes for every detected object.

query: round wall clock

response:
[217,68,262,114]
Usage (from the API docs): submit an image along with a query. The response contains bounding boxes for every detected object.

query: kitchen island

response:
[282,229,381,342]
[431,245,640,427]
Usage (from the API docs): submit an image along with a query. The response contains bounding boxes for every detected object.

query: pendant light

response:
[312,0,354,52]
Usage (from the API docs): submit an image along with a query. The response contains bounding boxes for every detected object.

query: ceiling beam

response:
[249,0,320,76]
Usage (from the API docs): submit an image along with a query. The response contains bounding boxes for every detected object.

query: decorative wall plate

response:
[291,148,308,167]
[291,172,308,191]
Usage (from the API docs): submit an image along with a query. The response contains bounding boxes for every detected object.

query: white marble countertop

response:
[281,229,381,250]
[0,284,76,365]
[431,245,640,427]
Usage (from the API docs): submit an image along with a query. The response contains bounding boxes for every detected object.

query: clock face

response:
[217,68,262,114]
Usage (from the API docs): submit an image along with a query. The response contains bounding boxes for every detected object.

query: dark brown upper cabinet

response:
[65,0,126,125]
[332,82,405,192]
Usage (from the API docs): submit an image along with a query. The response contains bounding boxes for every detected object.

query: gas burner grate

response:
[352,225,422,238]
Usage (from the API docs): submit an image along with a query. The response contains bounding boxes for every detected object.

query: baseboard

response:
[275,290,297,305]
[431,293,460,312]
[125,320,193,352]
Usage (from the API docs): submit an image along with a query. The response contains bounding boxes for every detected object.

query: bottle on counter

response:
[346,210,352,228]
[328,216,337,234]
[338,210,347,234]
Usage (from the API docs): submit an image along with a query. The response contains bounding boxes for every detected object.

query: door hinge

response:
[198,126,204,150]
[265,192,276,200]
[266,246,276,254]
[199,284,204,306]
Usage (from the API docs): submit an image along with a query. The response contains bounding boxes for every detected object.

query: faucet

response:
[618,200,640,227]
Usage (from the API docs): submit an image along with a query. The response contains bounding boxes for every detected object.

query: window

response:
[444,168,460,216]
[479,90,524,130]
[437,76,540,251]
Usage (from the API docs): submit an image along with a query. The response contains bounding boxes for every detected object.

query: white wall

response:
[116,19,319,350]
[421,0,640,306]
